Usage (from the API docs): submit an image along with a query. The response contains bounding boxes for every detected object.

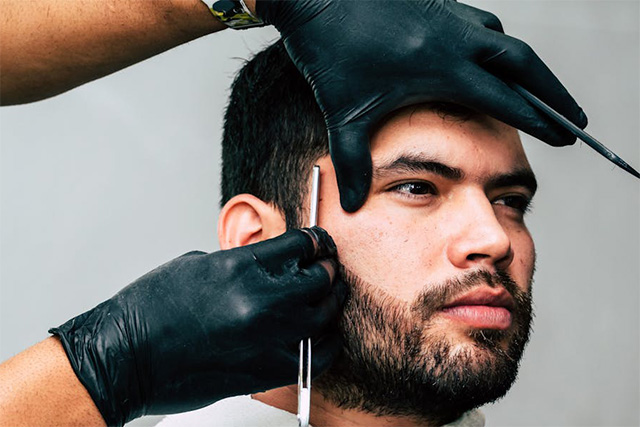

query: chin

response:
[425,322,514,354]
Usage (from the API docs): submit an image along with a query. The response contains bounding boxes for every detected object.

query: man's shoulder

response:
[156,395,298,427]
[157,396,485,427]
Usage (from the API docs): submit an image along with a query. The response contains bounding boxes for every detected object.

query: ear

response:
[218,194,287,250]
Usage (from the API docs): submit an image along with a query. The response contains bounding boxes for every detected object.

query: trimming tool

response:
[508,81,640,179]
[298,165,320,427]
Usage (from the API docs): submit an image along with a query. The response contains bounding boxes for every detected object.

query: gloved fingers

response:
[476,29,588,130]
[450,1,504,32]
[310,331,343,377]
[299,227,339,259]
[298,277,347,337]
[256,0,326,32]
[457,65,577,146]
[243,346,300,388]
[292,258,339,303]
[328,122,373,213]
[250,227,337,272]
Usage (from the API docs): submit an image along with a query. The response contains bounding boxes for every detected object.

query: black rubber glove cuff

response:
[51,301,140,427]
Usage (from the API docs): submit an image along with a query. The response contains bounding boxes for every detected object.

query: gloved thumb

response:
[328,122,372,213]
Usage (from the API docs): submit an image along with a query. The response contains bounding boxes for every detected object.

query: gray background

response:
[1,1,638,425]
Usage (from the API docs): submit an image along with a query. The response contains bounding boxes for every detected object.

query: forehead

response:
[370,107,530,175]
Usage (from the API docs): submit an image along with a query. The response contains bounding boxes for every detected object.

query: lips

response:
[441,287,515,330]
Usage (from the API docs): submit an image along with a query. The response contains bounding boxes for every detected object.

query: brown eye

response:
[394,182,436,196]
[494,195,532,214]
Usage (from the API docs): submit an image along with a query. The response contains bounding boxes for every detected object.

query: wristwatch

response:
[209,0,265,29]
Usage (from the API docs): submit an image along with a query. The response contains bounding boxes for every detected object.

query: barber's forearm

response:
[0,336,106,426]
[0,0,226,105]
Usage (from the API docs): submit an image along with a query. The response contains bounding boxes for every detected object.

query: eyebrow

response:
[373,154,538,196]
[486,169,538,196]
[373,154,464,181]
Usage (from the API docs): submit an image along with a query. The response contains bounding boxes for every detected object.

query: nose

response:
[446,194,513,271]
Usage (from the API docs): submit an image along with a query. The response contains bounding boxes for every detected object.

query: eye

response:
[493,194,532,214]
[390,181,437,198]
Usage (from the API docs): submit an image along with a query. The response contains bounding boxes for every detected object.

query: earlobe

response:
[218,194,287,250]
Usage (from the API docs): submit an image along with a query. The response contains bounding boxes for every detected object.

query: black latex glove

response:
[257,0,588,212]
[50,227,345,427]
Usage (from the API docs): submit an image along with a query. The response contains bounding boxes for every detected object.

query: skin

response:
[0,106,536,426]
[0,0,242,424]
[0,336,105,426]
[0,2,259,425]
[0,3,535,422]
[219,106,537,426]
[0,0,257,105]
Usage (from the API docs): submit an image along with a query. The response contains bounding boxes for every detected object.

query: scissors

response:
[298,165,320,427]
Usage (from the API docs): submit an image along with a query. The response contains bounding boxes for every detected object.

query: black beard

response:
[314,268,534,425]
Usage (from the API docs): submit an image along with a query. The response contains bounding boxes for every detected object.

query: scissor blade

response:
[297,166,321,427]
[297,339,311,427]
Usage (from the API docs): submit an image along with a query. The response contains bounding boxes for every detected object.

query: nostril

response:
[467,253,490,262]
[496,246,514,268]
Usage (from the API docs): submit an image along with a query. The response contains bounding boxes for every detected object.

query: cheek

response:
[508,225,536,290]
[322,206,444,302]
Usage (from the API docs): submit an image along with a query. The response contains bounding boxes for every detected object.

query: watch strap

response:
[209,0,265,29]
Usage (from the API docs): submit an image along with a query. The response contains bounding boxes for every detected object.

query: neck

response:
[252,386,438,427]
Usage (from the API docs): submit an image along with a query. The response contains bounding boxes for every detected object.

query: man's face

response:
[311,107,536,423]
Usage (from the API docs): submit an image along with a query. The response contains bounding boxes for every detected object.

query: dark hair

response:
[221,41,328,229]
[220,41,477,228]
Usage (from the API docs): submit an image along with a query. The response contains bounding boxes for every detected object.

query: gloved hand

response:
[50,227,345,427]
[257,0,588,212]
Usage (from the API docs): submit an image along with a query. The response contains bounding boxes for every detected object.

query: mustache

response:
[339,266,528,323]
[412,269,524,320]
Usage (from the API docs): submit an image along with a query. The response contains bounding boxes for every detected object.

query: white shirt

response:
[157,395,485,426]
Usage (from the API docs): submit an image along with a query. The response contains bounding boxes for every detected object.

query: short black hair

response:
[221,41,328,229]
